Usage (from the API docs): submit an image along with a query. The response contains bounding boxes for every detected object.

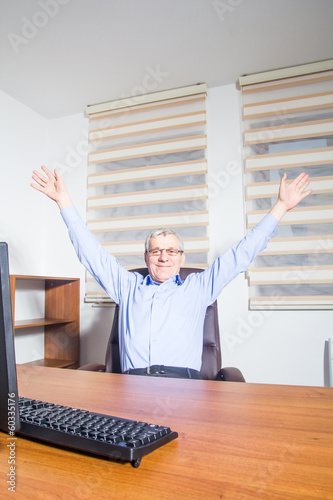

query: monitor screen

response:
[0,242,20,433]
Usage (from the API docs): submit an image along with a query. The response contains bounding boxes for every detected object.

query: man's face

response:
[144,233,185,284]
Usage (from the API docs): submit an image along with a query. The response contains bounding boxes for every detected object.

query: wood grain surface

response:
[0,365,332,499]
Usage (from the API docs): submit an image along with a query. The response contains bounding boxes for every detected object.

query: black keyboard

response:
[18,396,178,468]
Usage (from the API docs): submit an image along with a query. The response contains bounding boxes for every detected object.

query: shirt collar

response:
[145,274,183,286]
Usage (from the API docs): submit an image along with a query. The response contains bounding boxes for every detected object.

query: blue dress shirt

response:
[61,207,278,372]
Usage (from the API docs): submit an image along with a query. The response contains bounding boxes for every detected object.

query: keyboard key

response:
[126,439,142,448]
[140,434,152,445]
[106,435,122,444]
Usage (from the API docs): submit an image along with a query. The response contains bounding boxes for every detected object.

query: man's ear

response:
[181,252,186,267]
[144,253,149,267]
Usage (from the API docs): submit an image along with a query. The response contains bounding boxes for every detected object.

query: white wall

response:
[0,90,49,362]
[2,86,332,385]
[0,90,48,272]
[0,89,114,364]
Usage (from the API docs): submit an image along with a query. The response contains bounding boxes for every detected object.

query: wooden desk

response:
[1,366,333,499]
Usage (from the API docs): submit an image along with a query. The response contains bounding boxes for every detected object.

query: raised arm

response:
[269,172,312,221]
[31,166,73,210]
[199,172,312,303]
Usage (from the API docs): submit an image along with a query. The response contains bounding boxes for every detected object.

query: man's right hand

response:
[31,166,73,210]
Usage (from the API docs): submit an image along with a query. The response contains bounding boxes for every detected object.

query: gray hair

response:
[144,228,184,253]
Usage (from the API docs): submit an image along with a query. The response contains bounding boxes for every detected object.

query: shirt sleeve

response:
[60,205,130,304]
[199,213,279,304]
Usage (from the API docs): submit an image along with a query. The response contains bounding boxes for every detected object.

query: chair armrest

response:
[77,363,106,372]
[215,367,245,382]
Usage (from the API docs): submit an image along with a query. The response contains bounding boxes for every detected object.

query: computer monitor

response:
[0,242,20,433]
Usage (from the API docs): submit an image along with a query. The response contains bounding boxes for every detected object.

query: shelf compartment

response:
[14,318,75,329]
[10,275,80,368]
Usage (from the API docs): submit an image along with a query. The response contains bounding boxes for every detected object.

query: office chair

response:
[79,267,245,382]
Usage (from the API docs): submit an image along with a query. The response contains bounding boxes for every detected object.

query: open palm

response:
[31,166,66,203]
[278,172,312,211]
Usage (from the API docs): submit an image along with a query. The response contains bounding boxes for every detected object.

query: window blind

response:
[240,60,333,310]
[85,84,208,303]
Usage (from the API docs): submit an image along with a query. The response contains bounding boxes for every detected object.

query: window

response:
[85,84,208,302]
[239,60,333,310]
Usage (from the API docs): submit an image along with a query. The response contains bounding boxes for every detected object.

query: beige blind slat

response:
[248,266,333,285]
[241,71,333,94]
[88,159,207,186]
[261,235,333,255]
[245,147,333,172]
[89,111,206,141]
[88,95,206,121]
[87,185,208,209]
[247,205,333,226]
[249,296,333,310]
[89,135,206,163]
[87,211,209,232]
[243,91,333,119]
[244,119,333,145]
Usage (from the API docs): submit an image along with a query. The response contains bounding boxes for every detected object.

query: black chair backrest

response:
[105,267,222,380]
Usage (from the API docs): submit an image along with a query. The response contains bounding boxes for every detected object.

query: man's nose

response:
[158,249,169,260]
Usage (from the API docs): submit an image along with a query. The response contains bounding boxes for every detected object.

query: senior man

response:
[31,166,312,379]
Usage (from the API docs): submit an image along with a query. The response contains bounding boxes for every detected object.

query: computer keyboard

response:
[18,396,178,467]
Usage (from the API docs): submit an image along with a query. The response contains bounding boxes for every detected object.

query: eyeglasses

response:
[148,248,184,257]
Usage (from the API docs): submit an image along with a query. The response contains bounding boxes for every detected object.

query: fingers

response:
[32,166,57,188]
[41,165,54,179]
[300,178,310,192]
[32,169,44,180]
[32,171,47,187]
[54,168,63,182]
[33,166,53,179]
[300,184,312,199]
[30,182,44,192]
[296,174,311,195]
[290,173,312,202]
[294,172,309,187]
[283,172,311,192]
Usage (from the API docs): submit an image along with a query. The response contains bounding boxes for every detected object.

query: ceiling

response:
[1,0,332,119]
